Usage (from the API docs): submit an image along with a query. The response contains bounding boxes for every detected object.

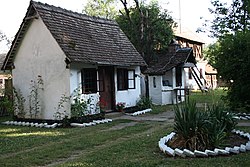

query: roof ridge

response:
[31,1,117,26]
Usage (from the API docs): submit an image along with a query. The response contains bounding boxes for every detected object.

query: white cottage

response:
[2,1,146,120]
[144,43,196,105]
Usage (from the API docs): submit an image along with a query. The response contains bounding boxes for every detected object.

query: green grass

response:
[1,116,250,167]
[188,88,227,104]
[151,104,173,114]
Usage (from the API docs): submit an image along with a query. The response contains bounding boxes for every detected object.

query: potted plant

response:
[116,102,126,112]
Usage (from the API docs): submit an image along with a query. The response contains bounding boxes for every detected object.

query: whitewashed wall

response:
[148,67,188,105]
[148,75,162,105]
[12,18,70,120]
[115,66,141,107]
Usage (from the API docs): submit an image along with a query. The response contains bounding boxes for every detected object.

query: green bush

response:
[136,96,152,110]
[173,101,237,150]
[174,101,208,150]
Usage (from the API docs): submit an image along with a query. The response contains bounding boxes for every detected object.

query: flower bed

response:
[159,129,250,157]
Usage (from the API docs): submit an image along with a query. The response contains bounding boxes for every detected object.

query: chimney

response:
[168,39,180,54]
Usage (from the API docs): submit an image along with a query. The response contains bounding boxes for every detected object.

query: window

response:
[153,77,156,88]
[128,70,135,89]
[176,66,182,87]
[97,69,105,92]
[81,68,97,93]
[200,68,203,79]
[189,68,192,79]
[117,68,135,90]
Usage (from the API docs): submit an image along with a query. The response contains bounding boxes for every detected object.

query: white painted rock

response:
[106,119,112,122]
[205,149,217,156]
[230,147,240,154]
[214,148,229,155]
[70,123,85,127]
[183,149,195,157]
[2,121,9,125]
[240,144,246,152]
[194,150,208,157]
[246,142,250,151]
[84,123,92,127]
[164,146,175,157]
[174,148,186,158]
[233,146,240,153]
[93,120,101,124]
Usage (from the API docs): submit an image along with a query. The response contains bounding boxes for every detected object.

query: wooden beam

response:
[25,14,39,20]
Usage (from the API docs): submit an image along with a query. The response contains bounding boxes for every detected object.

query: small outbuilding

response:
[144,43,196,105]
[2,1,146,120]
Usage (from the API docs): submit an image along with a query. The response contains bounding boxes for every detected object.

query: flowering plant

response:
[116,102,126,111]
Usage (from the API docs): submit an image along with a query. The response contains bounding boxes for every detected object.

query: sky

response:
[0,0,229,53]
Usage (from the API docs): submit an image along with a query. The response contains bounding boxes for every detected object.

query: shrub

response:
[173,101,237,150]
[174,101,208,150]
[136,96,152,110]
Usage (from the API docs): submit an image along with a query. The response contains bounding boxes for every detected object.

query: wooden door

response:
[98,66,115,111]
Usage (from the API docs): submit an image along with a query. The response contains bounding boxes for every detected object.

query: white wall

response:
[115,66,142,107]
[12,18,70,120]
[148,75,162,105]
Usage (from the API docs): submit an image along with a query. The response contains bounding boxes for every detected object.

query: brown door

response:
[98,66,115,111]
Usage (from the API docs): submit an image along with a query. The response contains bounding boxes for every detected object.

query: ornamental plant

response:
[173,100,237,150]
[116,102,126,111]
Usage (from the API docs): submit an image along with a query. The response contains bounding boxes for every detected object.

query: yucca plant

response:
[207,104,237,134]
[174,101,208,150]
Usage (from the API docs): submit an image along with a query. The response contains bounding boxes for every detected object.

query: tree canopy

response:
[83,0,176,64]
[209,0,250,38]
[83,0,118,19]
[116,1,176,64]
[205,0,250,111]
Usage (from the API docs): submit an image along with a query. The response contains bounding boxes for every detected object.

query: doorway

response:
[98,66,115,111]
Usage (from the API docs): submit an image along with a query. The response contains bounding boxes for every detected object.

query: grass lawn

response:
[1,89,250,167]
[188,88,227,104]
[1,118,250,167]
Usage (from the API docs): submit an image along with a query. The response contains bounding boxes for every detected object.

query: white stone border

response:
[70,119,112,127]
[233,113,250,120]
[126,108,152,116]
[1,119,113,128]
[2,121,60,128]
[159,129,250,157]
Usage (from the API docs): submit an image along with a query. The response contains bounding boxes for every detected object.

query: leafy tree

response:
[0,30,11,44]
[116,1,176,64]
[205,0,250,111]
[208,0,250,38]
[83,0,118,19]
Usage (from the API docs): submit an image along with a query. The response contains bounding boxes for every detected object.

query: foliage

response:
[0,30,11,47]
[136,96,152,110]
[71,88,87,118]
[206,31,250,111]
[83,0,118,19]
[205,0,250,38]
[116,102,126,111]
[116,1,176,64]
[174,100,237,150]
[204,0,250,111]
[28,76,44,118]
[207,104,237,133]
[174,101,208,150]
[13,88,26,118]
[54,94,70,120]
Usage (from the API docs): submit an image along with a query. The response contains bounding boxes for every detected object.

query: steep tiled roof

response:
[144,48,195,75]
[2,1,146,70]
